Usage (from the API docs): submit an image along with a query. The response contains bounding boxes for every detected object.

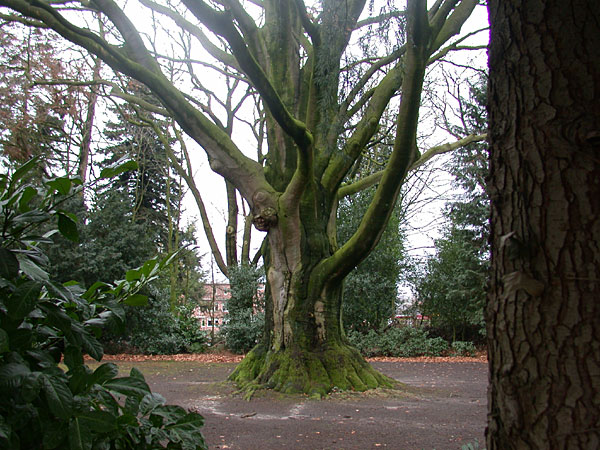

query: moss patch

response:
[229,343,398,398]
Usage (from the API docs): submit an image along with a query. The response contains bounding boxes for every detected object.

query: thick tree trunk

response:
[487,1,600,448]
[229,191,393,397]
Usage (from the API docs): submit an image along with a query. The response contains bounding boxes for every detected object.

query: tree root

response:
[229,343,397,398]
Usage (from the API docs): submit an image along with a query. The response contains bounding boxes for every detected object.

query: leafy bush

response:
[0,159,206,449]
[219,311,265,354]
[424,336,449,356]
[219,265,264,354]
[104,288,207,355]
[451,340,477,357]
[174,301,208,354]
[347,326,449,357]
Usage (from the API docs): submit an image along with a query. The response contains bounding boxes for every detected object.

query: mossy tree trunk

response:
[1,0,480,394]
[230,185,394,395]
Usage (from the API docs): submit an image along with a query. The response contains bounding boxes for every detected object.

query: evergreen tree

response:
[99,82,183,249]
[338,186,405,333]
[219,264,265,354]
[414,77,489,341]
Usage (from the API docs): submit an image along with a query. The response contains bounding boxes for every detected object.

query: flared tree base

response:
[229,342,396,398]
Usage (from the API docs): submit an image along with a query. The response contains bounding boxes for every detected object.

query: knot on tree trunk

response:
[252,190,278,231]
[253,207,278,231]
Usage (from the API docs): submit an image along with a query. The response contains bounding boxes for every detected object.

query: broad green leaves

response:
[42,374,74,420]
[99,157,139,180]
[57,211,79,242]
[0,248,19,279]
[0,159,206,449]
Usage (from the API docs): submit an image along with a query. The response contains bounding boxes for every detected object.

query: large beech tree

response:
[0,0,484,395]
[487,0,600,447]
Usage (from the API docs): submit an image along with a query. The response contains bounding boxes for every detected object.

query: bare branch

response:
[428,26,488,63]
[180,0,313,153]
[138,0,239,70]
[355,9,406,29]
[337,133,487,199]
[293,0,320,45]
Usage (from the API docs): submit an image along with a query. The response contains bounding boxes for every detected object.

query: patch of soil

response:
[94,354,488,449]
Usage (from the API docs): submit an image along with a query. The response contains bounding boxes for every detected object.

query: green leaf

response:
[83,281,111,300]
[78,410,117,434]
[57,212,79,242]
[41,302,73,332]
[68,365,92,394]
[8,157,40,193]
[0,362,31,388]
[20,234,54,245]
[140,258,159,277]
[42,421,68,449]
[152,404,189,422]
[47,177,72,196]
[26,349,56,367]
[0,329,8,353]
[95,390,120,415]
[0,248,19,280]
[0,416,11,441]
[15,254,49,281]
[68,417,92,450]
[11,210,50,227]
[129,366,145,380]
[123,395,140,415]
[7,281,42,320]
[166,412,206,446]
[123,294,148,307]
[45,281,78,304]
[9,328,33,351]
[21,372,42,402]
[91,363,119,385]
[42,374,73,420]
[77,326,104,361]
[0,173,7,195]
[63,345,84,370]
[125,268,141,282]
[103,376,150,399]
[99,158,138,180]
[159,248,183,270]
[139,392,166,416]
[18,186,37,213]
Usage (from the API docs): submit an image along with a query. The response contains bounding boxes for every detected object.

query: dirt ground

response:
[99,355,488,450]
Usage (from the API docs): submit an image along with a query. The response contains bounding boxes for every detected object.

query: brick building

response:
[192,283,265,333]
[192,284,230,333]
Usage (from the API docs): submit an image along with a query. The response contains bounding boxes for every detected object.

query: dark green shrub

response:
[219,311,265,354]
[347,326,449,357]
[103,287,207,355]
[220,265,264,354]
[0,159,206,449]
[346,329,381,357]
[451,340,477,356]
[424,336,449,356]
[174,301,208,354]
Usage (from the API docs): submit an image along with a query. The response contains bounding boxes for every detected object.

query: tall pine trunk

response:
[487,1,600,447]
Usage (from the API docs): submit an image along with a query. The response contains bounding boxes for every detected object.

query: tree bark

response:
[487,1,600,448]
[229,186,393,397]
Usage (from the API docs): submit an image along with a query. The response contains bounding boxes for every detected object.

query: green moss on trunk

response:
[229,342,395,398]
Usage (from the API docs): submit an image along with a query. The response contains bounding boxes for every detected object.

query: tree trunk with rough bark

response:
[229,185,394,396]
[487,1,600,447]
